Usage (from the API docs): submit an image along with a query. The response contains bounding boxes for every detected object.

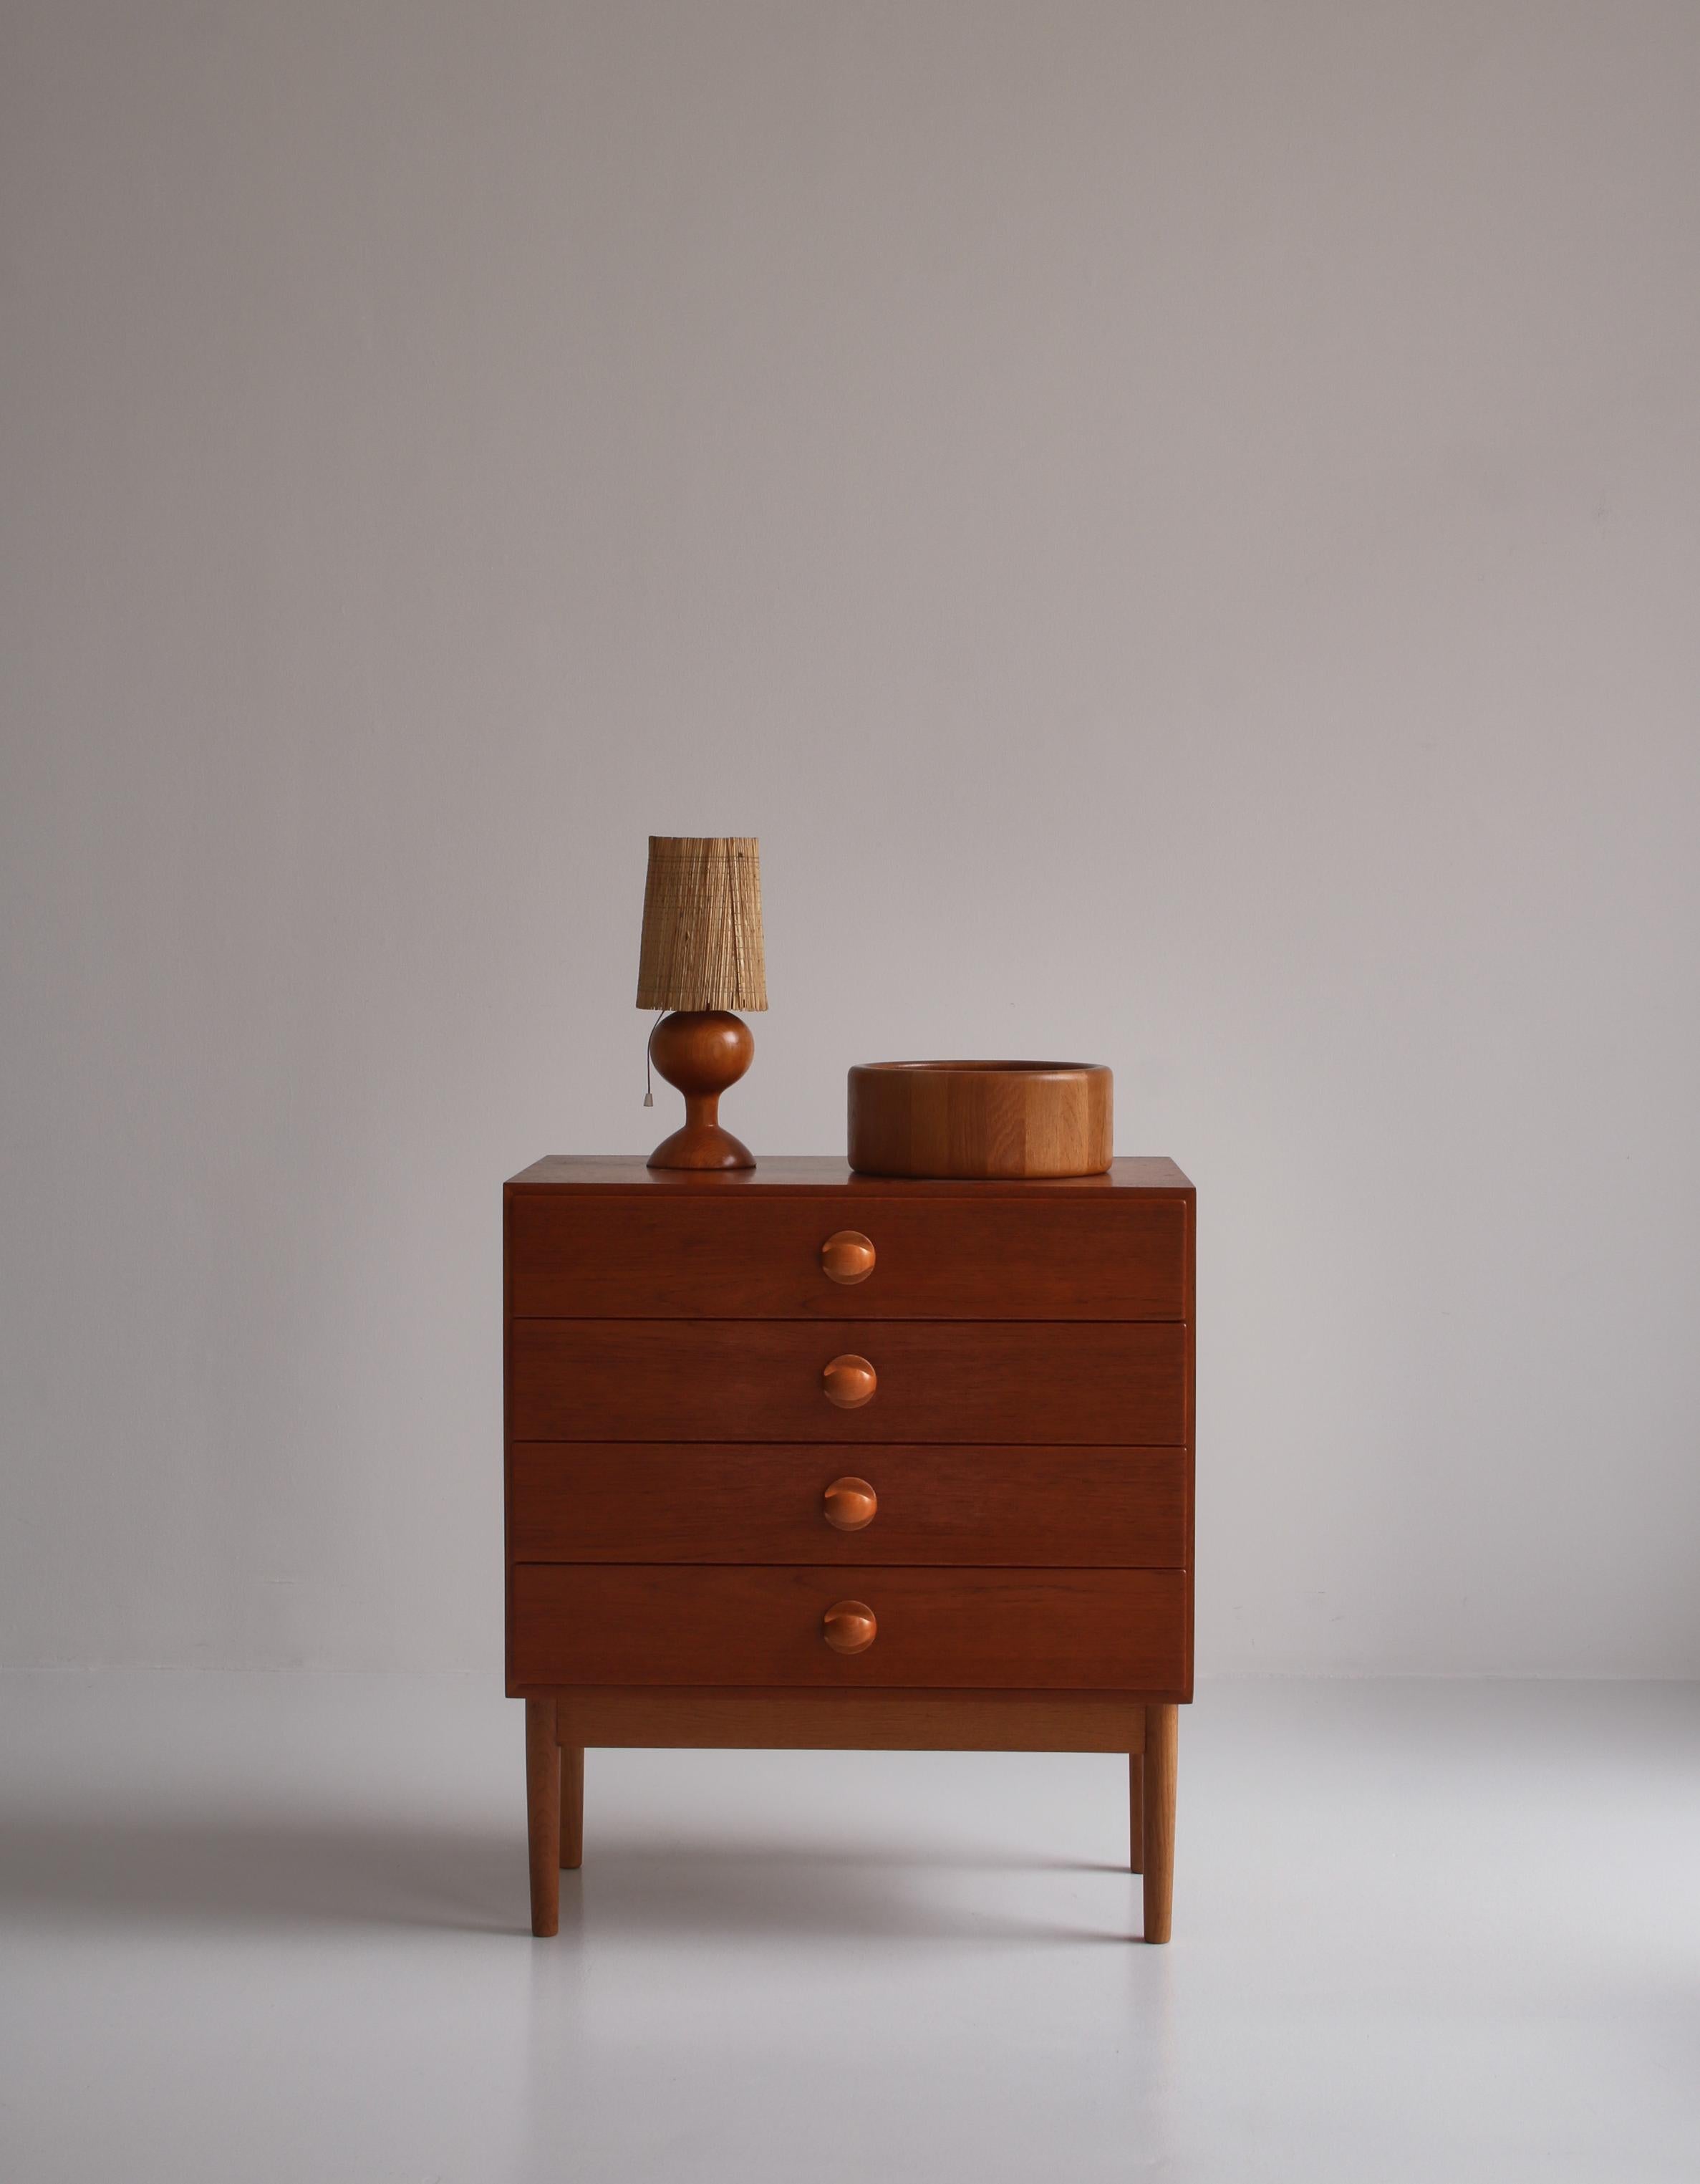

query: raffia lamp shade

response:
[636,837,767,1013]
[636,836,766,1170]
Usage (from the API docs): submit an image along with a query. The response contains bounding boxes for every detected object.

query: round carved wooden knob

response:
[820,1230,876,1285]
[822,1354,877,1409]
[823,1476,877,1531]
[823,1599,877,1654]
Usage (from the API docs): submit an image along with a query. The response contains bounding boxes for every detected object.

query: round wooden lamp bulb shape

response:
[646,1010,756,1170]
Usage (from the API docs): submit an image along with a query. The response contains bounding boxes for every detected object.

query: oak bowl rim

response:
[849,1059,1110,1080]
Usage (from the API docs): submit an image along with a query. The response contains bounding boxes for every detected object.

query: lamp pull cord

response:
[642,1012,663,1106]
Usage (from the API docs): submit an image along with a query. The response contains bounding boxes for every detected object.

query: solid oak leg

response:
[525,1698,560,1936]
[1141,1703,1177,1943]
[560,1744,584,1870]
[1129,1751,1144,1874]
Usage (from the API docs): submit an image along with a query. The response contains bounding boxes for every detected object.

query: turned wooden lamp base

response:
[647,1009,756,1170]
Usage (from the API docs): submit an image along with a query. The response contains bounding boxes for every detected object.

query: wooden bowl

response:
[848,1061,1113,1179]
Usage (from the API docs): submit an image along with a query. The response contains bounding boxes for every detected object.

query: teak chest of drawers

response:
[505,1153,1195,1940]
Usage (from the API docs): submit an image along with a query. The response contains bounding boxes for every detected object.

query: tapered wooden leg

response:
[526,1698,560,1937]
[560,1744,584,1870]
[1141,1703,1177,1943]
[1129,1751,1144,1873]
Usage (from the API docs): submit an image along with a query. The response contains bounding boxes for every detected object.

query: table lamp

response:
[637,836,767,1170]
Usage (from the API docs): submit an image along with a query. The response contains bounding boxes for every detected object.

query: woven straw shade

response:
[636,837,767,1013]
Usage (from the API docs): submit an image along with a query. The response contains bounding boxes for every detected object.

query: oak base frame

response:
[521,1690,1180,1942]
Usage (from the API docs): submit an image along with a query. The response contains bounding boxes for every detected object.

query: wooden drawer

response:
[510,1564,1191,1692]
[509,1443,1188,1565]
[507,1320,1187,1445]
[506,1193,1186,1320]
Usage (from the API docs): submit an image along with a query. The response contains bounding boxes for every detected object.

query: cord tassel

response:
[642,1011,662,1105]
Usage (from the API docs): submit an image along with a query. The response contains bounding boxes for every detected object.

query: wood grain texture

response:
[503,1150,1196,1938]
[552,1687,1152,1752]
[508,1443,1189,1567]
[511,1565,1190,1692]
[508,1320,1186,1445]
[524,1697,559,1937]
[849,1061,1112,1178]
[1142,1702,1177,1943]
[506,1193,1186,1320]
[507,1155,1191,1196]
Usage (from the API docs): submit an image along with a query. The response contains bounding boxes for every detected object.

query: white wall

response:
[4,0,1697,1676]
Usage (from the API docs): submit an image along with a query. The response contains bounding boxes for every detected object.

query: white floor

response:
[1,1674,1695,2183]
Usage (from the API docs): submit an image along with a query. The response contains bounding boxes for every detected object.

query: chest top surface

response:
[507,1155,1192,1196]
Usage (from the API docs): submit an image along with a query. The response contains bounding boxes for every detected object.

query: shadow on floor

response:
[0,1812,521,1935]
[0,1812,1138,1943]
[556,1842,1136,1944]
